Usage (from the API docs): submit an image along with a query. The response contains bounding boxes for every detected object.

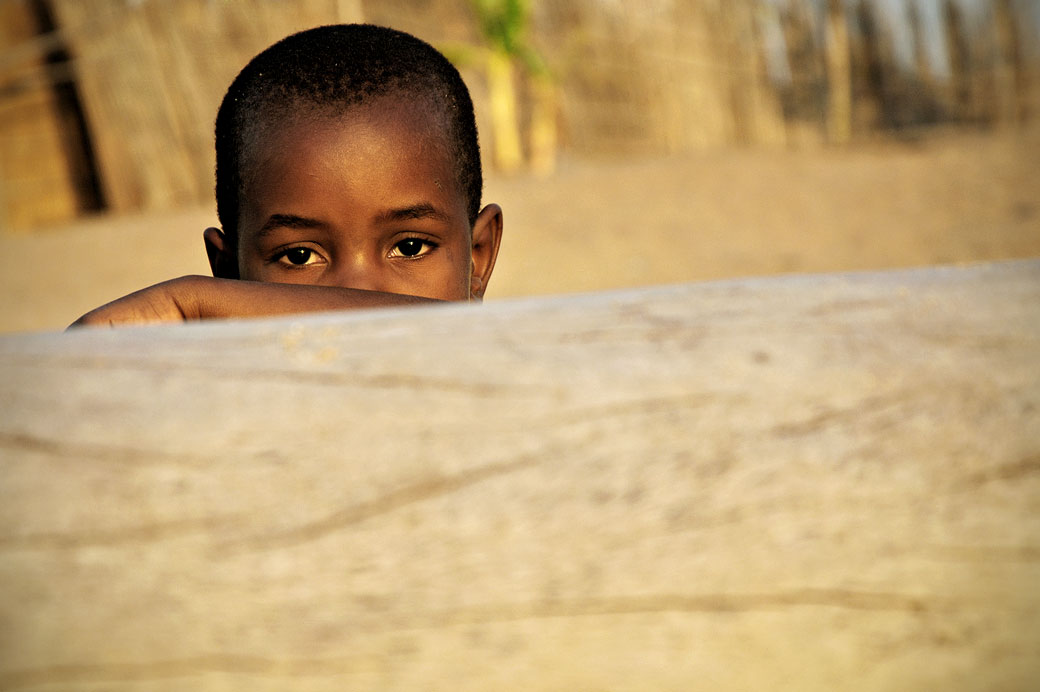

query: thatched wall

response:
[1,0,1038,230]
[533,0,787,154]
[0,0,791,228]
[0,1,84,230]
[49,0,363,214]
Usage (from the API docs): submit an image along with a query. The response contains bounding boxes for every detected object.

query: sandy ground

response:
[1,126,1038,334]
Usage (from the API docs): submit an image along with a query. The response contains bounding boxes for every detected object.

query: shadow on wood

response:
[1,261,1038,690]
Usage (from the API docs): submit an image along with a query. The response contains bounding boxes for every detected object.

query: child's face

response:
[209,96,499,302]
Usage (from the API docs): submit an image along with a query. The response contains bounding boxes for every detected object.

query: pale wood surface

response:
[1,261,1038,690]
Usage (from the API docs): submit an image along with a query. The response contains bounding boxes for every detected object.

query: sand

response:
[1,126,1037,334]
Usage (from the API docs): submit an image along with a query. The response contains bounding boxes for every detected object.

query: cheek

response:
[408,244,469,301]
[234,241,283,284]
[236,247,263,282]
[442,244,472,300]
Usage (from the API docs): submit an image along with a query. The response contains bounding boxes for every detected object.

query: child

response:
[71,24,502,327]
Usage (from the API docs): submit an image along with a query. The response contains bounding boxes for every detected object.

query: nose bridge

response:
[330,247,382,292]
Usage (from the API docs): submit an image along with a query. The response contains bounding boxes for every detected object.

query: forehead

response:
[239,96,463,217]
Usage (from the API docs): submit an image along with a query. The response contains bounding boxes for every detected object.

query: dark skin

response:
[70,96,502,327]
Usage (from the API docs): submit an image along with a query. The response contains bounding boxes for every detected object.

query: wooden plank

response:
[0,261,1038,690]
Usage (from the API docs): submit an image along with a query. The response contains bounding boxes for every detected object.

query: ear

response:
[203,227,239,279]
[470,203,503,301]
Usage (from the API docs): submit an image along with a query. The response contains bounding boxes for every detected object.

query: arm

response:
[68,275,438,329]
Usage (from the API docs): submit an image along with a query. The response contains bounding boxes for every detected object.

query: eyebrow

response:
[376,203,452,225]
[254,204,452,238]
[256,214,327,237]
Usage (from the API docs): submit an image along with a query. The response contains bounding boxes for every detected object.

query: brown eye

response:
[275,247,320,266]
[397,240,423,256]
[391,239,436,258]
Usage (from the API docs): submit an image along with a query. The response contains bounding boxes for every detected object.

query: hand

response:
[68,277,202,328]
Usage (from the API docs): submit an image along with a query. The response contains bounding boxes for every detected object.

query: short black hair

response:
[215,24,482,235]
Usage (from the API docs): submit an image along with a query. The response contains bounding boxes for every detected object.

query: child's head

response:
[205,24,501,301]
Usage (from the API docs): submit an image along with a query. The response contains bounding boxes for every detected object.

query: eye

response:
[390,238,437,259]
[274,247,322,266]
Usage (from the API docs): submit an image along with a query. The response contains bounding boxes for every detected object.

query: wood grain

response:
[1,261,1038,690]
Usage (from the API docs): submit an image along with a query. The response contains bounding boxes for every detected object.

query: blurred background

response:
[0,0,1037,332]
